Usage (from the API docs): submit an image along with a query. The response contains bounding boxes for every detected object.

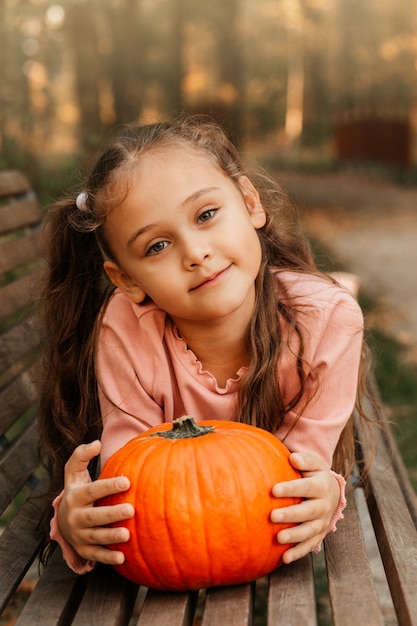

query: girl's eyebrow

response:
[127,186,220,248]
[127,223,156,248]
[182,186,220,206]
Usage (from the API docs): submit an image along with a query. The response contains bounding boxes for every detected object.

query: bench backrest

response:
[0,170,46,613]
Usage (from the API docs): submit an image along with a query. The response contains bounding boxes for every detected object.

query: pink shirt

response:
[51,269,362,573]
[97,269,363,468]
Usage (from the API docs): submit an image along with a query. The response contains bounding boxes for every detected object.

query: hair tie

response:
[76,192,88,212]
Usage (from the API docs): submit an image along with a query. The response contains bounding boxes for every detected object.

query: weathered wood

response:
[137,589,198,625]
[0,266,43,324]
[0,359,40,435]
[0,312,41,372]
[0,196,41,236]
[14,550,81,626]
[202,583,254,626]
[268,556,316,625]
[0,230,42,274]
[361,424,417,626]
[0,477,48,613]
[324,484,384,625]
[0,420,40,513]
[70,566,139,626]
[0,170,32,196]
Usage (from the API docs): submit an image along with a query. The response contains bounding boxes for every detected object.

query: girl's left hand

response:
[270,451,341,563]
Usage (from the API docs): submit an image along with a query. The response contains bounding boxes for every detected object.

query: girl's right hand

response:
[58,440,134,565]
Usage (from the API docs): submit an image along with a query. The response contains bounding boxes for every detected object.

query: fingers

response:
[78,545,127,566]
[280,533,323,564]
[288,451,327,473]
[64,441,102,485]
[63,478,134,529]
[85,502,135,527]
[272,504,327,564]
[63,475,131,513]
[60,491,135,564]
[270,458,342,565]
[71,505,134,564]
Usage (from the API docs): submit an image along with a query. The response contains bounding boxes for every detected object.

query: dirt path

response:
[276,170,417,361]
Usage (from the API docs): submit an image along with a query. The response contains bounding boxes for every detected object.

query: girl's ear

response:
[238,176,266,229]
[103,261,147,303]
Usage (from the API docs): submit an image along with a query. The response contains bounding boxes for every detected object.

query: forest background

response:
[2,0,417,189]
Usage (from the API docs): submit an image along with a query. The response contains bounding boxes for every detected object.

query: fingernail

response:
[115,528,129,542]
[121,504,133,517]
[271,510,283,523]
[116,476,129,490]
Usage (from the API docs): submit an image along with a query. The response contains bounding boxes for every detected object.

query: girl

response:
[39,118,367,575]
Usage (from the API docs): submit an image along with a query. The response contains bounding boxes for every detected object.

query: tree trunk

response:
[106,0,143,125]
[283,0,304,142]
[214,0,244,144]
[167,0,185,117]
[65,3,102,147]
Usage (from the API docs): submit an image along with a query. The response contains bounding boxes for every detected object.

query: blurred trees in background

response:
[1,0,417,175]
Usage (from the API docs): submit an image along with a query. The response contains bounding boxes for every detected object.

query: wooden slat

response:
[0,230,42,275]
[324,484,384,625]
[0,420,40,514]
[0,195,41,235]
[0,170,32,197]
[0,359,40,436]
[0,312,41,373]
[268,555,316,625]
[380,419,417,527]
[202,583,254,626]
[361,429,417,626]
[0,477,48,613]
[137,589,198,625]
[14,550,81,626]
[70,566,138,625]
[0,266,43,324]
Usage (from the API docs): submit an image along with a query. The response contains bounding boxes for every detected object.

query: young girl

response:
[39,117,367,575]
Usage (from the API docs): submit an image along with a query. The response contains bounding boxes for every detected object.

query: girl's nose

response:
[182,239,212,269]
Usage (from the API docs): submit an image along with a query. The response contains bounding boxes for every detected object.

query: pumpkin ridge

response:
[222,437,252,579]
[239,433,283,573]
[248,432,301,570]
[193,439,213,586]
[196,433,248,585]
[124,439,164,587]
[229,432,279,579]
[161,441,191,589]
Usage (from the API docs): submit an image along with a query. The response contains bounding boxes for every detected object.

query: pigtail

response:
[38,199,113,500]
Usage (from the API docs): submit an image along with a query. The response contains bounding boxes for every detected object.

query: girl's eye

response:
[146,240,169,256]
[197,208,217,224]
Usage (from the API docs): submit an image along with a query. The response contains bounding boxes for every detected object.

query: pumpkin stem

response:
[154,415,215,439]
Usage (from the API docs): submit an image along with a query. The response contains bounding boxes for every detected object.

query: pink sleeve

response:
[278,291,364,467]
[49,491,95,574]
[97,302,167,466]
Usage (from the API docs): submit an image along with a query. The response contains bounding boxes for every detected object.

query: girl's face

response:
[103,146,266,332]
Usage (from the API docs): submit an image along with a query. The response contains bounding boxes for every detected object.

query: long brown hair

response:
[39,117,370,509]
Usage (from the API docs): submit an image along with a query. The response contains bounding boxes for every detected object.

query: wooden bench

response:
[1,169,417,626]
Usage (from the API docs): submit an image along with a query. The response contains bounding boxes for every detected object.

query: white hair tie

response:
[76,192,88,211]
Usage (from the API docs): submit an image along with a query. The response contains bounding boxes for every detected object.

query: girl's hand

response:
[270,451,341,563]
[58,441,134,565]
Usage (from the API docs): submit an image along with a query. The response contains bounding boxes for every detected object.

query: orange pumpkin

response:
[98,416,302,590]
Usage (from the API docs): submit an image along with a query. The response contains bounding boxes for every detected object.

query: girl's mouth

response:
[191,266,231,291]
